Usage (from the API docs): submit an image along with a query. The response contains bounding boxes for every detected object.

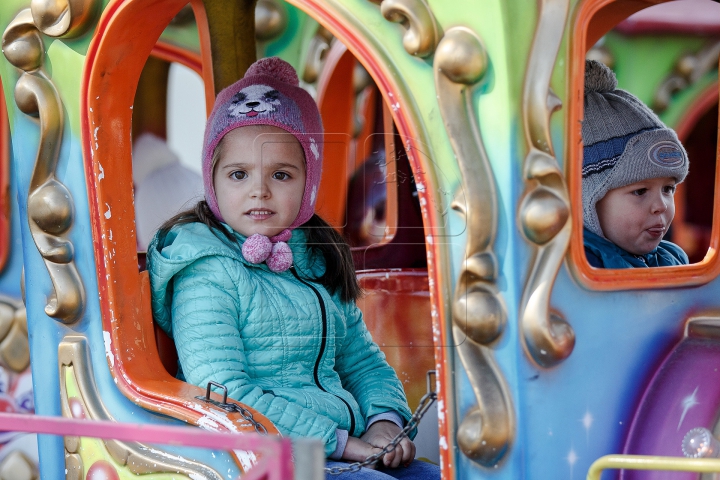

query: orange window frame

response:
[568,0,720,290]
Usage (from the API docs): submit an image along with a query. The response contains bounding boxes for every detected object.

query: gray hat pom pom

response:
[585,60,617,94]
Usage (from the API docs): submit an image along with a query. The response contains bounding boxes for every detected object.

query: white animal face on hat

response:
[228,84,282,118]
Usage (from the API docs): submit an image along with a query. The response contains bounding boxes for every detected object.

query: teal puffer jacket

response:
[148,222,412,456]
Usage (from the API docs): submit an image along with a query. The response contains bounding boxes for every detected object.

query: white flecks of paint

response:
[94,127,100,149]
[437,400,445,421]
[104,203,111,219]
[197,416,220,430]
[391,102,400,112]
[234,450,257,471]
[416,182,426,193]
[439,436,448,450]
[109,230,113,241]
[678,386,700,431]
[103,331,115,368]
[420,197,427,206]
[310,138,319,160]
[89,107,93,113]
[426,235,433,245]
[98,163,105,181]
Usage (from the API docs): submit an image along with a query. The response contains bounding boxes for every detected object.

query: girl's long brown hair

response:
[157,201,361,302]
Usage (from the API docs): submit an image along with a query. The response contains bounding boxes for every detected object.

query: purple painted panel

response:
[622,339,720,479]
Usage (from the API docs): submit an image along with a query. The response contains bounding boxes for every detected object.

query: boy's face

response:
[596,176,677,255]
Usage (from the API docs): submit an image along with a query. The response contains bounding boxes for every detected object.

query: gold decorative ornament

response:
[435,27,513,466]
[29,0,98,38]
[586,44,614,69]
[380,0,441,58]
[59,336,224,479]
[255,0,288,42]
[2,10,85,324]
[0,296,29,373]
[302,25,334,84]
[653,40,720,112]
[0,450,38,480]
[518,0,574,368]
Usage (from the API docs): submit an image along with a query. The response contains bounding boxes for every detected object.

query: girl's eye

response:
[230,171,247,180]
[663,185,677,194]
[273,171,290,180]
[632,188,647,196]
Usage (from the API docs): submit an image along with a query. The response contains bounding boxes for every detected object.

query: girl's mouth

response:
[246,209,274,220]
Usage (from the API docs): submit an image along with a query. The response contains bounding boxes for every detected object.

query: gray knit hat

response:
[582,60,689,237]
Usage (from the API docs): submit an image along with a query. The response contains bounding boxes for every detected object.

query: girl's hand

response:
[360,421,416,468]
[341,437,382,469]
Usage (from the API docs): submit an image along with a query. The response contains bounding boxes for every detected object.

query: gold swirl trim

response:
[518,0,574,368]
[255,0,288,42]
[2,11,85,324]
[380,0,441,58]
[0,295,29,373]
[59,336,224,479]
[30,0,98,38]
[302,24,334,84]
[653,40,720,112]
[435,27,513,466]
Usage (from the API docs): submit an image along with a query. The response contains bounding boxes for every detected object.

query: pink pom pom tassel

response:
[266,242,293,272]
[242,234,273,264]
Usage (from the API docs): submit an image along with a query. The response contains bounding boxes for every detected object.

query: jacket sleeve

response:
[170,255,340,456]
[333,299,413,430]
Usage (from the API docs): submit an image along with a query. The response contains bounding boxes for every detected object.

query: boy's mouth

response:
[645,225,666,238]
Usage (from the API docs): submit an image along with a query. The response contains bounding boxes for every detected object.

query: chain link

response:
[197,382,269,435]
[325,371,437,475]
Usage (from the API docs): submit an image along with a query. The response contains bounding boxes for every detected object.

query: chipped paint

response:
[234,450,257,471]
[104,203,111,219]
[103,331,115,368]
[98,163,105,181]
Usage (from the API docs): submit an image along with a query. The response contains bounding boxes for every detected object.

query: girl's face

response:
[596,176,677,255]
[213,125,306,238]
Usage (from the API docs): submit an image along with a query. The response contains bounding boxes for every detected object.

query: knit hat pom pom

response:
[242,234,273,263]
[585,60,618,94]
[266,242,293,272]
[245,57,299,86]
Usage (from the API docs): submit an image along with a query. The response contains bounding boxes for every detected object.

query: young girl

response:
[148,58,439,479]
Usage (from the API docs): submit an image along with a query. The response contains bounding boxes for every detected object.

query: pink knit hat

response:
[202,57,323,271]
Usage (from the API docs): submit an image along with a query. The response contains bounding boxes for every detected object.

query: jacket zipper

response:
[290,267,356,436]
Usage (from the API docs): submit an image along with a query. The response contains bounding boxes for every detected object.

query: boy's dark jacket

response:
[583,228,689,268]
[148,222,412,456]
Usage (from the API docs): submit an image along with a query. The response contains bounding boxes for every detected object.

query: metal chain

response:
[325,371,437,475]
[197,382,269,435]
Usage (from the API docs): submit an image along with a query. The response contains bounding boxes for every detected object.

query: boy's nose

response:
[651,193,669,214]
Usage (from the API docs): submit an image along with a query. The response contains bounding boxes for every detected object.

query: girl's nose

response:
[250,177,270,198]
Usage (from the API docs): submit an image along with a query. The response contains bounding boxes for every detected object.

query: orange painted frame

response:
[81,0,276,438]
[568,0,720,290]
[284,1,450,476]
[82,0,446,472]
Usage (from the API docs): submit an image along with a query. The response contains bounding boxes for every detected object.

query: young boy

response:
[582,60,690,268]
